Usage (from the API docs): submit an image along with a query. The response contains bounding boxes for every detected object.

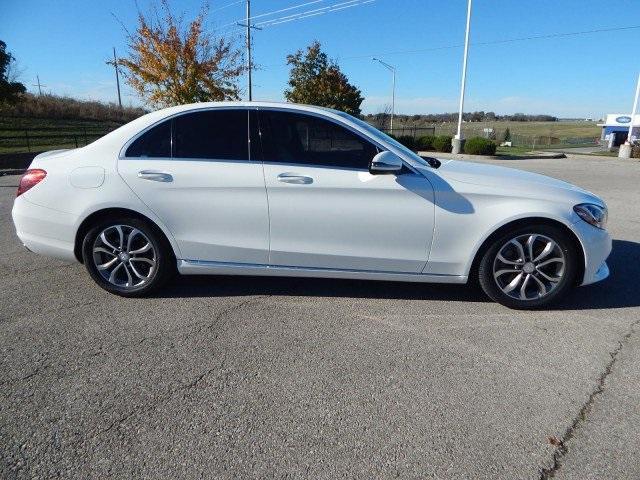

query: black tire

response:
[82,216,175,297]
[478,224,579,309]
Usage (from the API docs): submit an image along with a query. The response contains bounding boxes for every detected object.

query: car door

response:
[258,108,435,273]
[117,108,269,264]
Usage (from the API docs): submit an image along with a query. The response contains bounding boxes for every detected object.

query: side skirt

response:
[178,259,467,284]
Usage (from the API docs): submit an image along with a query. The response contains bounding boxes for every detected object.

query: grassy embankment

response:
[0,93,145,155]
[0,117,125,154]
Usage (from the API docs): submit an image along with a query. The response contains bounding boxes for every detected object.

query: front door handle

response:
[138,170,173,182]
[277,173,313,185]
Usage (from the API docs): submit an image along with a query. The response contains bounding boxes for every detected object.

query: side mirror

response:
[369,151,403,175]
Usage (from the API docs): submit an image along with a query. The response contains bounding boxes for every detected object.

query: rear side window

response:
[259,110,378,169]
[173,110,248,160]
[125,120,171,158]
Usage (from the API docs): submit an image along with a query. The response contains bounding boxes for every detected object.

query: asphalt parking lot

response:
[1,154,639,479]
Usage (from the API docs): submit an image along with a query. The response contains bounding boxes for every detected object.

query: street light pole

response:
[372,58,396,135]
[453,0,473,154]
[619,72,640,158]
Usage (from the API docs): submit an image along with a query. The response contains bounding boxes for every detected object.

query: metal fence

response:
[380,127,436,138]
[0,127,115,154]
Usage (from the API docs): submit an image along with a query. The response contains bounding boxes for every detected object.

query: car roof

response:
[152,101,344,118]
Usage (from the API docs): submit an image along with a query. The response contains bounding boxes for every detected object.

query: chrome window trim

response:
[117,104,419,175]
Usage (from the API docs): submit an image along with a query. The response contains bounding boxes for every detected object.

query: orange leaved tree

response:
[118,1,245,108]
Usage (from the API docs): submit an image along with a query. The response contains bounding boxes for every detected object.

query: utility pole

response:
[238,0,261,101]
[33,75,46,96]
[372,58,396,135]
[106,48,122,108]
[246,0,252,101]
[113,48,122,108]
[452,0,473,154]
[619,72,639,159]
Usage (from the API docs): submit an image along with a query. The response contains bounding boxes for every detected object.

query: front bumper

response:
[572,219,612,286]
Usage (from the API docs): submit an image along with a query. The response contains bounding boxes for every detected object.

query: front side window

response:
[125,119,171,158]
[259,110,378,169]
[173,110,248,160]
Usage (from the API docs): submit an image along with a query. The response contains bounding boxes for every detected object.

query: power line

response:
[254,23,640,70]
[249,0,325,22]
[342,24,640,60]
[210,0,244,13]
[220,0,325,28]
[220,0,374,32]
[256,0,374,28]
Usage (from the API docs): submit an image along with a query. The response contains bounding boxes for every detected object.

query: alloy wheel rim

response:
[92,225,156,289]
[492,234,566,301]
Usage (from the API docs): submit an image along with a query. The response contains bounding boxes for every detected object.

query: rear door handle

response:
[277,173,313,185]
[138,170,173,182]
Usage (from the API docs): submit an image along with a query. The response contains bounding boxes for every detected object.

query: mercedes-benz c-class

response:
[12,102,611,308]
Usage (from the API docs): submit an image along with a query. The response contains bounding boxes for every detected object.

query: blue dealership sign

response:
[616,116,632,123]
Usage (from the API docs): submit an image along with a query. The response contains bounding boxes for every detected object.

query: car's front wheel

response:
[478,224,579,309]
[82,216,174,297]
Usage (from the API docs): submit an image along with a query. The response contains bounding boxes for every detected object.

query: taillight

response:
[17,169,47,197]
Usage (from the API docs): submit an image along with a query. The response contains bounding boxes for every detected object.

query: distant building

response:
[598,114,639,148]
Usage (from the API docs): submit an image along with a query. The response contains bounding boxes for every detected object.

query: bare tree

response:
[372,103,393,131]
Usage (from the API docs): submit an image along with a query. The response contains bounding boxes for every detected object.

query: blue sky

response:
[2,0,639,117]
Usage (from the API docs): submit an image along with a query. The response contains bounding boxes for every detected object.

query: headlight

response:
[574,203,608,229]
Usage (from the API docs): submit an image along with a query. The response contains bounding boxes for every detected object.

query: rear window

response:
[125,120,171,158]
[173,110,248,160]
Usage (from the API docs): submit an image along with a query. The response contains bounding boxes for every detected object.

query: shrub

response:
[416,135,436,151]
[396,135,416,150]
[632,143,640,159]
[433,135,453,153]
[463,136,497,155]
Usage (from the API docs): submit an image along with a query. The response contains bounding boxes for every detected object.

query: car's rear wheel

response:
[478,224,579,309]
[82,216,174,297]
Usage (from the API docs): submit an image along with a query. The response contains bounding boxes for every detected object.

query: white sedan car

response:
[12,102,611,308]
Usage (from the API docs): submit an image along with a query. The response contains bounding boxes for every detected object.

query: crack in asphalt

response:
[539,318,640,479]
[86,362,224,449]
[75,295,268,447]
[1,295,267,475]
[0,295,269,389]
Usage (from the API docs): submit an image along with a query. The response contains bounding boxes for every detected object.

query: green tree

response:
[285,41,363,115]
[0,40,26,104]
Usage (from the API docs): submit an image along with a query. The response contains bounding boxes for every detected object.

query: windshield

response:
[336,111,430,167]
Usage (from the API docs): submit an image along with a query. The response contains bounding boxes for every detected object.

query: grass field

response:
[390,121,601,146]
[440,121,599,138]
[0,117,123,154]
